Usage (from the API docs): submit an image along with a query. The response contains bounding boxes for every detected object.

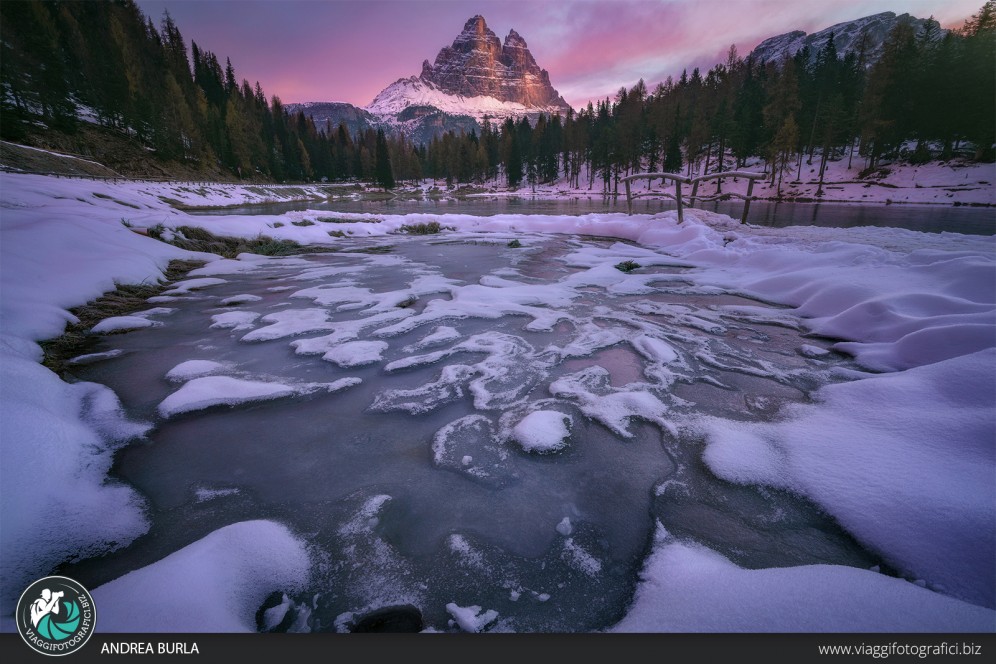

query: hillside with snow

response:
[751,11,943,65]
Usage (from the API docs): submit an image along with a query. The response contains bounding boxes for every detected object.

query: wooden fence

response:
[622,170,767,223]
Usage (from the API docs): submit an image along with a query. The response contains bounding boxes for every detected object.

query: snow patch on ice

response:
[67,349,124,365]
[240,308,336,342]
[210,311,260,331]
[512,410,571,453]
[220,294,263,305]
[166,360,228,382]
[445,602,499,633]
[550,367,672,438]
[321,340,389,368]
[157,375,360,418]
[162,277,227,295]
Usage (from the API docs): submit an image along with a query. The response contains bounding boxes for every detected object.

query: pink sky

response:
[135,0,982,109]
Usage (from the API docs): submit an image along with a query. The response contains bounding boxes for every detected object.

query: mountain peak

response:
[463,15,488,33]
[379,15,570,117]
[504,29,527,48]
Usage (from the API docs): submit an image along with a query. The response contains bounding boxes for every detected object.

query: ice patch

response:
[375,332,546,414]
[194,486,241,502]
[332,495,425,614]
[550,367,672,438]
[561,538,602,577]
[430,415,510,485]
[92,520,310,632]
[512,410,571,453]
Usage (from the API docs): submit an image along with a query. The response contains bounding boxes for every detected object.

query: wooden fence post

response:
[742,179,755,224]
[675,180,684,224]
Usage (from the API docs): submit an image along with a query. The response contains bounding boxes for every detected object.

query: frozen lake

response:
[63,232,882,631]
[187,196,996,236]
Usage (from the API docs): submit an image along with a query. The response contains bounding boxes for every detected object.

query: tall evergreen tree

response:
[374,127,395,189]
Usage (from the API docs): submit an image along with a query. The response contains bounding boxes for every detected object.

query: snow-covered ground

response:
[0,172,993,632]
[451,157,996,208]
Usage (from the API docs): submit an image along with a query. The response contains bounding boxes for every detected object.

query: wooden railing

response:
[622,170,767,224]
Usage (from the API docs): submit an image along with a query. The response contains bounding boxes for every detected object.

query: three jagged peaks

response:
[369,15,571,120]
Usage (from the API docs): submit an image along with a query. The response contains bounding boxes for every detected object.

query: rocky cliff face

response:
[418,15,570,111]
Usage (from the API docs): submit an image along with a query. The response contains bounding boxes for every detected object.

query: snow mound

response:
[512,411,571,453]
[67,349,124,365]
[165,360,228,382]
[92,520,310,632]
[0,354,150,612]
[162,277,227,295]
[613,530,996,632]
[91,315,158,333]
[210,311,260,331]
[157,375,359,418]
[240,308,335,342]
[322,340,389,367]
[701,348,996,608]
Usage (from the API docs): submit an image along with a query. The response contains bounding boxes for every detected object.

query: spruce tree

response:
[374,128,395,189]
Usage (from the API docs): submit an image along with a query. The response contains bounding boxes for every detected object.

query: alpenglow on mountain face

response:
[366,15,573,122]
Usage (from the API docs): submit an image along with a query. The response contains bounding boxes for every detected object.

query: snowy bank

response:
[612,528,995,632]
[452,157,996,207]
[700,348,996,608]
[92,521,310,632]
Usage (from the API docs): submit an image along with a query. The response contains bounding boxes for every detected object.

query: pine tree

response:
[374,128,395,189]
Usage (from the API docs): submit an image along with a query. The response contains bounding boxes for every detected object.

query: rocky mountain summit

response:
[417,15,570,111]
[750,11,944,65]
[365,15,572,123]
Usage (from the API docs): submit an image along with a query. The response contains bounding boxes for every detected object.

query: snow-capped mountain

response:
[367,15,572,123]
[366,76,567,124]
[289,15,572,145]
[750,11,944,65]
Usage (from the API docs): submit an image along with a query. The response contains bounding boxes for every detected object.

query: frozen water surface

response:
[64,233,880,631]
